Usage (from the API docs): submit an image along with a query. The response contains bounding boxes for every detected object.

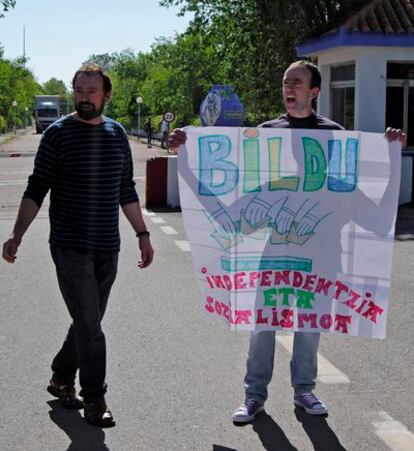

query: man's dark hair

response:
[289,60,322,90]
[72,63,112,93]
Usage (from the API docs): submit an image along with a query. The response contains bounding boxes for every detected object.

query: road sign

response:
[164,111,175,123]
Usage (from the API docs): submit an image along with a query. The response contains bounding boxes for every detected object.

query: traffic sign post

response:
[164,111,175,123]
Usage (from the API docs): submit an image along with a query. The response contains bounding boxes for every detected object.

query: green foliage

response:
[0,54,41,130]
[42,78,68,96]
[1,0,15,18]
[83,53,117,72]
[159,0,359,122]
[79,0,360,127]
[0,115,6,132]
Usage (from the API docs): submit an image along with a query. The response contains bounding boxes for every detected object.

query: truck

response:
[34,95,60,133]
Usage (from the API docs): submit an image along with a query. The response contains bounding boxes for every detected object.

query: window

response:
[330,64,355,129]
[386,63,414,148]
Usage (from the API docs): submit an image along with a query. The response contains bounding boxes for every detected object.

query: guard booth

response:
[296,0,414,203]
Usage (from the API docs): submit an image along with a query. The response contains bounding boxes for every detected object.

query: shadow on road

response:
[294,407,346,451]
[47,400,109,451]
[230,411,298,450]
[213,445,239,451]
[395,204,414,240]
[251,411,298,451]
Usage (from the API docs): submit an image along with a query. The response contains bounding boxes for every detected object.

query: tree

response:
[83,53,117,72]
[42,78,68,96]
[1,0,16,18]
[0,55,40,130]
[159,0,362,122]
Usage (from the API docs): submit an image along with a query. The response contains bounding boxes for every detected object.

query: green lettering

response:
[263,288,278,307]
[278,287,295,306]
[243,139,261,193]
[268,137,299,191]
[296,289,315,309]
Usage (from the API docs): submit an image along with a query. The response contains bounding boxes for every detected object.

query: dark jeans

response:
[50,245,118,401]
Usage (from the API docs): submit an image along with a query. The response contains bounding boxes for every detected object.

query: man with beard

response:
[2,63,154,428]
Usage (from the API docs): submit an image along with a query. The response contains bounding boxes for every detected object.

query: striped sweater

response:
[24,115,139,251]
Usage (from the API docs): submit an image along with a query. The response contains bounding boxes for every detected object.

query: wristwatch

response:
[136,231,150,238]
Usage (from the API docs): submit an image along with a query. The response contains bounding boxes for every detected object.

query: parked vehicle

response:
[34,95,60,133]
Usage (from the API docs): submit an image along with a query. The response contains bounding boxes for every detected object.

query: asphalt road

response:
[0,132,413,451]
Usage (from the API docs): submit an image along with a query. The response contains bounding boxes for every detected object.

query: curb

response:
[0,152,35,158]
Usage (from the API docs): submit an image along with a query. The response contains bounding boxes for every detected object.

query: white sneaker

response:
[294,392,328,415]
[232,399,265,423]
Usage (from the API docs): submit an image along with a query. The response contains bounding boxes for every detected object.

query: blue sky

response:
[0,0,192,86]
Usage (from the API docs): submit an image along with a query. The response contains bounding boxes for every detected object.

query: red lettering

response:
[206,276,214,289]
[355,299,368,314]
[362,301,384,323]
[205,296,214,313]
[342,290,361,309]
[334,314,352,333]
[234,272,247,289]
[274,270,291,286]
[256,309,269,324]
[235,310,252,325]
[334,281,349,299]
[221,302,232,323]
[298,313,318,328]
[280,309,294,328]
[212,275,226,289]
[302,274,317,291]
[214,300,222,315]
[223,275,233,291]
[249,271,260,288]
[320,314,333,329]
[315,278,333,295]
[293,271,303,287]
[260,270,272,287]
[271,308,280,326]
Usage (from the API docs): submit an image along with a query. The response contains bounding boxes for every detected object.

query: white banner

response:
[178,127,401,338]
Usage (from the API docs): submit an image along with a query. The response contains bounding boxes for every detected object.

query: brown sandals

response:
[83,397,116,428]
[47,378,84,410]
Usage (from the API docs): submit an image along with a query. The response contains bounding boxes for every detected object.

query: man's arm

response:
[2,198,40,263]
[121,201,154,268]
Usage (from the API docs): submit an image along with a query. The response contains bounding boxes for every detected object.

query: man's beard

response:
[75,100,105,120]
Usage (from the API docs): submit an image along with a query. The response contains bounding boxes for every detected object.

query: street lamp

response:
[136,96,143,141]
[24,106,29,129]
[12,100,17,134]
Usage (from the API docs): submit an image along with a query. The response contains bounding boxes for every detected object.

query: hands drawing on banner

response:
[207,194,331,250]
[207,203,241,248]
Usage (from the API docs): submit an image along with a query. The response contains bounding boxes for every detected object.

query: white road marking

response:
[142,209,156,216]
[372,411,414,451]
[150,217,166,224]
[160,226,179,235]
[0,180,28,186]
[175,240,191,252]
[276,334,350,384]
[0,171,31,175]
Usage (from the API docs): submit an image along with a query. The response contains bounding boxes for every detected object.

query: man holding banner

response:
[170,60,405,423]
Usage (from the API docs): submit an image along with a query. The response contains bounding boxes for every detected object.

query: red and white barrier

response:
[145,155,180,208]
